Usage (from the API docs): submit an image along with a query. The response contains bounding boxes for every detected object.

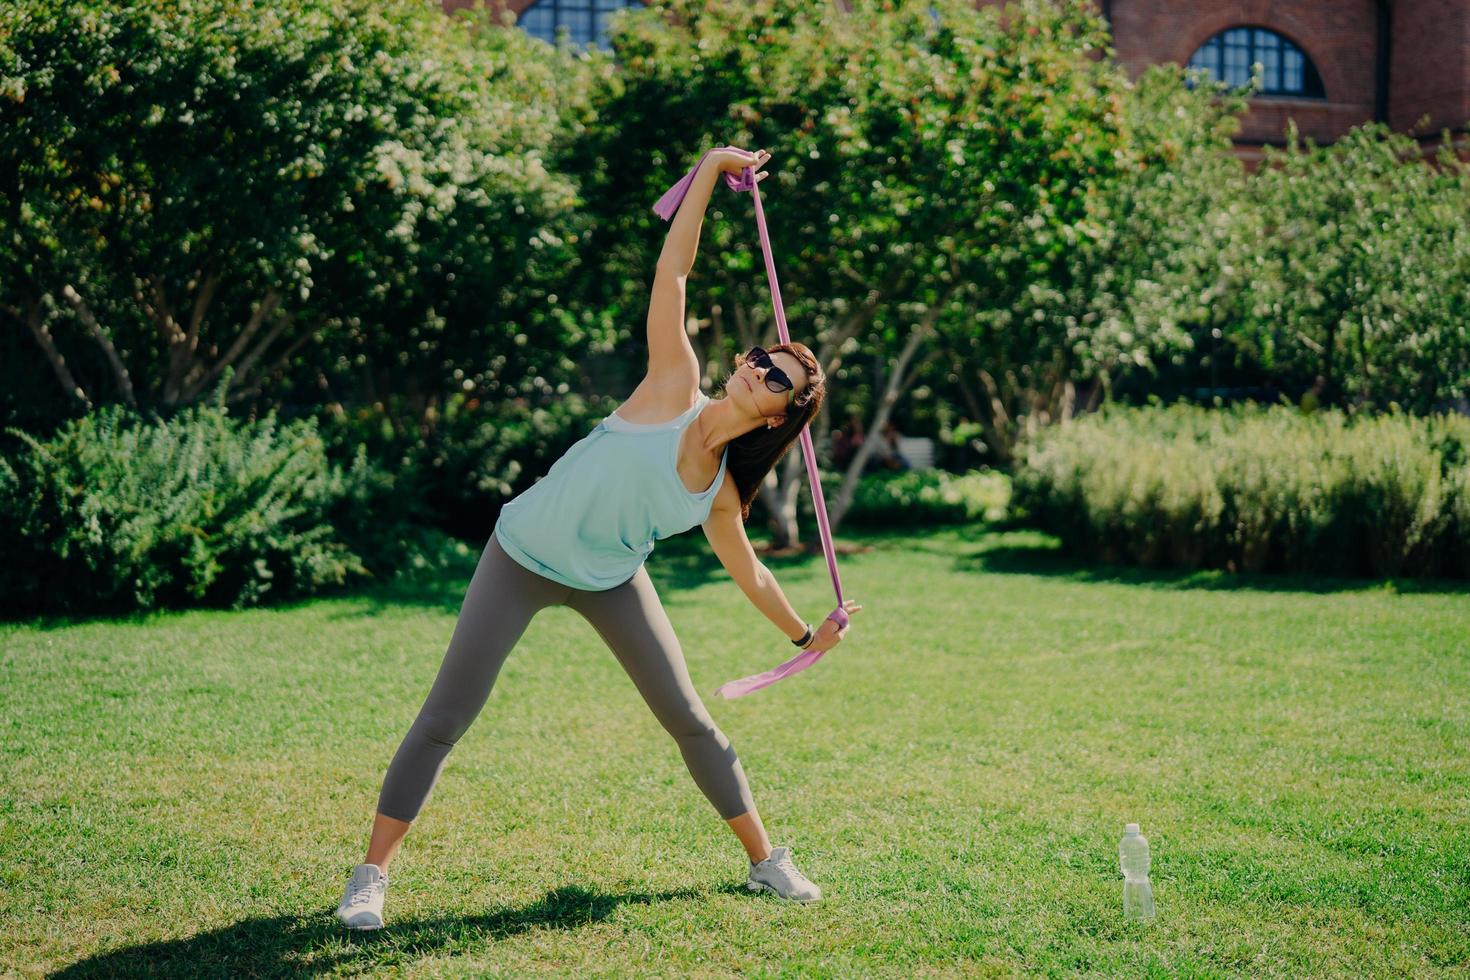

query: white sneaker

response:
[747,845,822,903]
[336,863,388,929]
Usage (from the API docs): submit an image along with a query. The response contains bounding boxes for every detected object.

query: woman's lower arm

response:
[656,156,720,277]
[750,564,809,643]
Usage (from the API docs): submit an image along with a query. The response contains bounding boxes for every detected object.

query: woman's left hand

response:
[804,599,862,653]
[710,146,772,177]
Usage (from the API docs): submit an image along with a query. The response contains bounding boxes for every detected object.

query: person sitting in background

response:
[879,420,911,472]
[1300,375,1326,414]
[831,413,865,469]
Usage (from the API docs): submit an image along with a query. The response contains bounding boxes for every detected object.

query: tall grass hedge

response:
[815,468,1011,528]
[0,396,440,617]
[1013,403,1470,579]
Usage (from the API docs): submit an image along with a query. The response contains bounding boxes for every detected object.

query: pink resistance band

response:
[652,146,851,699]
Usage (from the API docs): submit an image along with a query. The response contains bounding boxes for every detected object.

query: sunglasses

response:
[739,346,796,403]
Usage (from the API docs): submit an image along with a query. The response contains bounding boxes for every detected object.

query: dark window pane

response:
[1224,43,1249,86]
[1187,26,1323,98]
[1284,47,1303,92]
[1302,58,1325,97]
[521,5,554,43]
[595,11,627,45]
[1260,41,1281,91]
[1186,35,1219,85]
[1187,37,1211,69]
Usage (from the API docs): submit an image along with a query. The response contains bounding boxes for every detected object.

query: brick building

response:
[1088,0,1470,166]
[465,0,1470,166]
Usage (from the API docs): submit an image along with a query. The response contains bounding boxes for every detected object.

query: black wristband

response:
[791,622,813,648]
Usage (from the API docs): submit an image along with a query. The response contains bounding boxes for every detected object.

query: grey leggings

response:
[376,531,756,823]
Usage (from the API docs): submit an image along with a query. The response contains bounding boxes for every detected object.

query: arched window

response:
[518,0,644,52]
[1186,26,1325,98]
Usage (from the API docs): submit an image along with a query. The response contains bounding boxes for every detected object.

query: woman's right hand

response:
[710,146,771,176]
[803,599,862,653]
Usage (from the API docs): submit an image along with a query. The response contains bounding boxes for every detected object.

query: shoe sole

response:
[337,911,385,930]
[746,879,821,904]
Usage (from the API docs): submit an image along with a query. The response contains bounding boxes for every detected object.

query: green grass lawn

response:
[3,525,1468,977]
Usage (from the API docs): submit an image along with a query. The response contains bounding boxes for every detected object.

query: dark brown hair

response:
[714,341,827,522]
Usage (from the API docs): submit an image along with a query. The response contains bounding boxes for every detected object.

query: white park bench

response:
[895,436,936,470]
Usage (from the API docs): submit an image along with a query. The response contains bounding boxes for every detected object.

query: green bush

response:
[815,468,1011,528]
[0,395,427,616]
[1,0,587,422]
[1013,403,1470,579]
[1234,123,1470,413]
[1451,464,1470,578]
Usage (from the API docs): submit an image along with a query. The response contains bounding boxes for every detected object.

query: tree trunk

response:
[9,299,90,410]
[226,309,294,401]
[704,301,727,388]
[828,319,936,530]
[758,449,807,551]
[976,368,1015,466]
[182,288,284,401]
[60,283,137,408]
[755,297,890,547]
[949,351,986,422]
[686,308,710,388]
[225,329,312,405]
[144,274,187,404]
[1081,375,1104,414]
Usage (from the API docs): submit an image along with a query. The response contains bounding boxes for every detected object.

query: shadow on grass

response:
[319,529,871,620]
[954,526,1470,596]
[15,521,1462,633]
[53,882,756,978]
[1,528,867,631]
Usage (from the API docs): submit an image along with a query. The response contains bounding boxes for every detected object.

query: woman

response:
[337,146,863,929]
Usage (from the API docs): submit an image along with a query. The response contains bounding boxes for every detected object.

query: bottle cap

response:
[1124,823,1140,834]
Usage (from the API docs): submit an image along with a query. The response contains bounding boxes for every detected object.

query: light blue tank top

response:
[493,391,730,591]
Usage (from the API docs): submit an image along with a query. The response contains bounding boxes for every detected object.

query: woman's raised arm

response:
[648,149,769,377]
[655,148,768,275]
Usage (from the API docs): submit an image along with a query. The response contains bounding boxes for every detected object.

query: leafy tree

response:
[570,0,1135,545]
[1019,62,1254,433]
[1237,121,1470,413]
[0,0,588,427]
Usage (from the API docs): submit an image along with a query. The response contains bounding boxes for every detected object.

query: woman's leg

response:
[367,532,571,870]
[725,809,774,865]
[565,566,766,859]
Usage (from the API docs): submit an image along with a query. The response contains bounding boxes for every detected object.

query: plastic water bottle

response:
[1119,823,1156,921]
